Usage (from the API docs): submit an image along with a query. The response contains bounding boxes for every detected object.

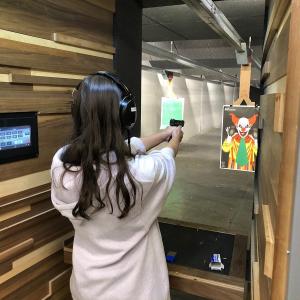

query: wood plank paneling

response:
[255,1,292,299]
[229,235,248,278]
[0,190,50,213]
[0,238,34,263]
[1,251,70,300]
[0,29,112,59]
[85,0,116,12]
[32,86,73,92]
[0,1,114,298]
[252,261,260,300]
[0,213,71,256]
[0,38,113,74]
[0,171,51,199]
[259,93,283,227]
[0,232,73,284]
[265,15,290,87]
[0,184,50,206]
[257,208,271,299]
[0,199,52,229]
[271,1,300,297]
[9,73,81,86]
[273,93,285,133]
[0,0,114,45]
[0,82,33,91]
[263,0,291,62]
[262,205,275,279]
[41,268,72,300]
[168,264,244,300]
[0,90,72,114]
[0,208,58,241]
[259,166,278,223]
[0,66,31,74]
[0,206,31,222]
[251,219,260,300]
[53,32,115,54]
[30,70,83,79]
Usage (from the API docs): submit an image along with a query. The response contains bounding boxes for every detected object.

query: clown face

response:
[236,117,251,138]
[229,113,258,138]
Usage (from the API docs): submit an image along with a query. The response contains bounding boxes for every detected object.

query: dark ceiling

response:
[142,1,265,43]
[141,0,266,84]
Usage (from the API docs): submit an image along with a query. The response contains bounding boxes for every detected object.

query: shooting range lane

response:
[160,128,254,236]
[159,223,235,275]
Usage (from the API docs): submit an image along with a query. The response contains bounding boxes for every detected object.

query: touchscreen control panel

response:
[0,112,38,164]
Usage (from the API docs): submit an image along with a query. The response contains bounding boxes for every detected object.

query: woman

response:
[51,72,183,300]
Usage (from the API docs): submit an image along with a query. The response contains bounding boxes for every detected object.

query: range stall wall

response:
[114,0,142,137]
[252,0,300,299]
[0,1,114,299]
[141,69,238,140]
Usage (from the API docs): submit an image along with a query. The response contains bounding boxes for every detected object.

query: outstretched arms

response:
[140,126,183,155]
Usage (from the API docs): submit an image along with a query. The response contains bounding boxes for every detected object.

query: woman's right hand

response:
[167,126,183,156]
[171,126,184,143]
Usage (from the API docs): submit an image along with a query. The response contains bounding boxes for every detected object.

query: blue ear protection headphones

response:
[73,71,137,131]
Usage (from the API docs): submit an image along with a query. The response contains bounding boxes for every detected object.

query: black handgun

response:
[168,119,184,142]
[170,119,185,127]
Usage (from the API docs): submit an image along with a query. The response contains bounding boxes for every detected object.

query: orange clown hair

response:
[229,113,239,126]
[229,112,258,127]
[248,114,258,126]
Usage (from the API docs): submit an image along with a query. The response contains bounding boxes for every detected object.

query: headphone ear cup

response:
[119,95,137,130]
[75,72,137,130]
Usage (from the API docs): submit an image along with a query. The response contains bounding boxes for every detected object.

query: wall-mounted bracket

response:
[233,64,255,106]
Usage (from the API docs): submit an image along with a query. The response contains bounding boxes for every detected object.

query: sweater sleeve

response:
[134,147,176,225]
[126,137,146,155]
[149,147,175,187]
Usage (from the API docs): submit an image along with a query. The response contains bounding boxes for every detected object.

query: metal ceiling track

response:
[182,0,262,69]
[142,64,236,87]
[142,41,239,82]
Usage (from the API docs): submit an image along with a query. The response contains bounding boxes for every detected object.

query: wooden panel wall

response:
[0,1,115,299]
[252,0,291,299]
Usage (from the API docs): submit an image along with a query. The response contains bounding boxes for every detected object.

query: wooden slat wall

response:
[0,1,114,299]
[253,0,291,299]
[271,1,300,298]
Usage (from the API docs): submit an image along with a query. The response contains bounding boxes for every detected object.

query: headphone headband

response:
[92,71,131,96]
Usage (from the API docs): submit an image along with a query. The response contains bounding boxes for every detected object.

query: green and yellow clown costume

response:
[222,113,258,171]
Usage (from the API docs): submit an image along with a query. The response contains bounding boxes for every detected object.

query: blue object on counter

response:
[166,251,177,263]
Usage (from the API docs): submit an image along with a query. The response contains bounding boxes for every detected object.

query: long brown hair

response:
[61,74,140,219]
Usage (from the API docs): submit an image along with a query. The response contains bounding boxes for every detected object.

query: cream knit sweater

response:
[51,138,175,300]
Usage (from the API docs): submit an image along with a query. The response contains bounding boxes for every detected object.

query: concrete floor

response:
[160,129,254,236]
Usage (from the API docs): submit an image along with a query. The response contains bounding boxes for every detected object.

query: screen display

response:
[0,125,31,151]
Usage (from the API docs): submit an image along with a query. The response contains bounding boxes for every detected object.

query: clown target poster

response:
[220,105,260,172]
